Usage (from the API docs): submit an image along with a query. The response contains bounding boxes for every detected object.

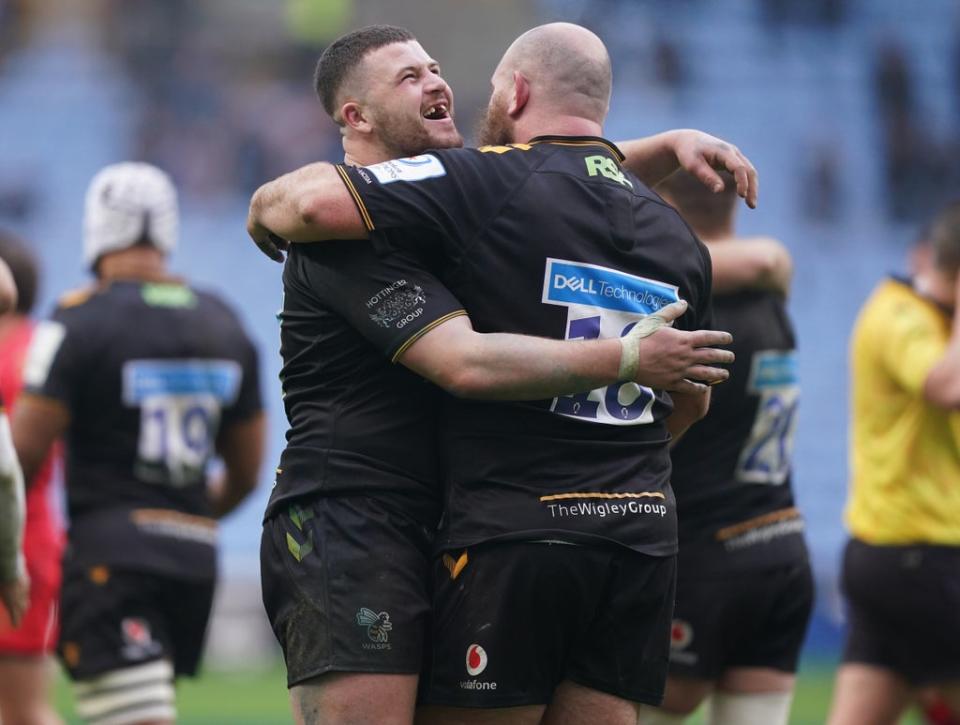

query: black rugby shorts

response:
[57,563,214,680]
[668,550,813,679]
[841,538,960,685]
[420,541,676,707]
[260,495,435,686]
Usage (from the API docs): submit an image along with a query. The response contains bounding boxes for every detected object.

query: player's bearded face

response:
[364,42,463,157]
[476,87,514,147]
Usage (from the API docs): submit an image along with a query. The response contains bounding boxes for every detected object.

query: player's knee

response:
[707,691,793,725]
[636,704,690,724]
[72,659,175,725]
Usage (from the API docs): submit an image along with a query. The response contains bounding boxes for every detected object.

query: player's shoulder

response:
[865,277,946,336]
[55,283,99,311]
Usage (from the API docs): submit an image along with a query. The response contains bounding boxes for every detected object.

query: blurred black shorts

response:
[667,548,814,679]
[57,563,214,680]
[841,538,960,685]
[260,495,435,687]
[420,541,676,708]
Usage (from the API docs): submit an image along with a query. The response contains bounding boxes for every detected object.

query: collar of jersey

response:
[889,274,954,317]
[528,135,625,162]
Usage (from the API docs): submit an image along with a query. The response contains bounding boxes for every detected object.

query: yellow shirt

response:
[847,277,960,545]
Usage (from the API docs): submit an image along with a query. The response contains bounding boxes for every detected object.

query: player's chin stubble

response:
[475,97,513,147]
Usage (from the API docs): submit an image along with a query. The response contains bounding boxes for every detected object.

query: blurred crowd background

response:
[1,0,957,673]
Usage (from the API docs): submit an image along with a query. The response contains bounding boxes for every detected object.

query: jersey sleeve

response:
[294,245,467,362]
[337,147,528,258]
[880,301,946,395]
[21,307,84,407]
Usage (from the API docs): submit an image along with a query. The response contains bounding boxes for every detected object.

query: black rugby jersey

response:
[671,288,804,569]
[23,280,261,577]
[339,136,713,556]
[267,241,465,524]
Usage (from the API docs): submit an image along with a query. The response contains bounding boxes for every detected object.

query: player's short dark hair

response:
[657,169,737,237]
[0,230,38,314]
[924,200,960,276]
[313,25,417,121]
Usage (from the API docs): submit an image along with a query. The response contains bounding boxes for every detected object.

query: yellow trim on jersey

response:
[57,285,97,309]
[441,551,469,580]
[390,309,468,363]
[478,143,533,154]
[335,165,375,232]
[715,507,801,542]
[538,491,666,502]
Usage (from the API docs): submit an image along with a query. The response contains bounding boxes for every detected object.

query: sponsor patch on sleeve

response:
[365,155,446,185]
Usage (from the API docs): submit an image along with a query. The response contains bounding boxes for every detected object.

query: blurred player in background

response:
[251,23,752,725]
[828,201,960,725]
[638,171,811,725]
[12,163,266,725]
[251,21,734,725]
[0,234,64,725]
[0,252,30,646]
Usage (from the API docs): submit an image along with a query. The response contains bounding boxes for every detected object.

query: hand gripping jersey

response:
[23,280,262,578]
[670,289,805,570]
[339,137,714,556]
[266,241,465,526]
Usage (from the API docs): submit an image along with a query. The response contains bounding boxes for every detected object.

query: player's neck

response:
[97,249,173,284]
[914,269,955,309]
[343,136,393,167]
[696,225,736,244]
[512,113,603,144]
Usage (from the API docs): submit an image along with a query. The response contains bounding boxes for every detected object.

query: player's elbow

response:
[433,365,494,399]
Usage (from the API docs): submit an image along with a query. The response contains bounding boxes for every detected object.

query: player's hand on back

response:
[619,300,734,393]
[672,130,758,209]
[0,570,29,629]
[246,213,290,263]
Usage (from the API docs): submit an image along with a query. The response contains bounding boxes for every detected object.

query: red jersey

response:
[0,318,64,652]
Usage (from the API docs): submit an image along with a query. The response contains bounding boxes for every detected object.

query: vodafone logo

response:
[465,644,488,676]
[670,620,693,650]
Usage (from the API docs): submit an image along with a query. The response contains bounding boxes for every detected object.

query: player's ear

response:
[341,102,372,134]
[508,71,530,117]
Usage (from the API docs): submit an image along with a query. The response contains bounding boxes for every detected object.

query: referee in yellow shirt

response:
[828,202,960,725]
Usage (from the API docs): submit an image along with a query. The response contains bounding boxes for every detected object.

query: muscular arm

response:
[0,258,16,315]
[11,394,68,487]
[208,411,266,519]
[247,162,367,260]
[617,130,758,209]
[399,308,734,399]
[707,237,793,296]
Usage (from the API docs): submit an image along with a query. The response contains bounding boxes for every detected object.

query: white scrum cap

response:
[83,162,178,268]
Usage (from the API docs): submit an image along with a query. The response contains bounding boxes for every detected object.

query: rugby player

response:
[251,22,722,725]
[12,162,266,725]
[254,24,750,725]
[827,202,960,725]
[0,253,29,635]
[638,171,811,725]
[0,234,64,725]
